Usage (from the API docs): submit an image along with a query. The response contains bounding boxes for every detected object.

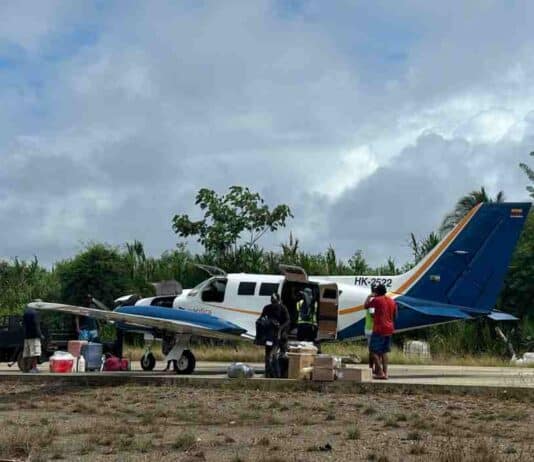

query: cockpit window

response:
[150,296,176,308]
[188,278,212,297]
[201,278,228,303]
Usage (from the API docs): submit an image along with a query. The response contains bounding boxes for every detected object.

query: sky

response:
[1,0,533,268]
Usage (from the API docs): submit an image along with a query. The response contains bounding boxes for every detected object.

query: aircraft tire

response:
[140,352,156,371]
[175,350,196,375]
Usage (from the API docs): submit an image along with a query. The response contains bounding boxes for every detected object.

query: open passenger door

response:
[279,265,308,282]
[317,283,338,340]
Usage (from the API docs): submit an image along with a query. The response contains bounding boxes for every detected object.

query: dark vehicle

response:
[0,313,77,372]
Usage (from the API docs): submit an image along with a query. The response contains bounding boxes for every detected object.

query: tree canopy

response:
[519,151,534,199]
[439,186,505,235]
[172,186,293,255]
[55,244,130,307]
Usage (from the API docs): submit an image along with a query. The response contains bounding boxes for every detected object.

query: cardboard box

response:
[336,367,372,382]
[287,353,316,380]
[312,367,335,382]
[314,355,336,368]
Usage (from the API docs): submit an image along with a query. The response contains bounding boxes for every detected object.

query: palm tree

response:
[439,187,505,236]
[519,151,534,199]
[410,232,441,264]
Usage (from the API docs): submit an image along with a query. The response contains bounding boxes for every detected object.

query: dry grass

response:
[0,422,57,459]
[123,341,527,368]
[2,383,532,461]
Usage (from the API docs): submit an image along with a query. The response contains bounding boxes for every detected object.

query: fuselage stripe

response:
[205,303,259,316]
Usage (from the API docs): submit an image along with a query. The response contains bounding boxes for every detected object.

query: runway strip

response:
[1,361,533,400]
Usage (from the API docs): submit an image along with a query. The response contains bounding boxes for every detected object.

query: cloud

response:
[1,1,534,269]
[328,126,534,265]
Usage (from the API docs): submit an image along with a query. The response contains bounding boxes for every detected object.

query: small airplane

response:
[30,202,531,374]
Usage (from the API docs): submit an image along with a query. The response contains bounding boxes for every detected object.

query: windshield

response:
[188,277,226,297]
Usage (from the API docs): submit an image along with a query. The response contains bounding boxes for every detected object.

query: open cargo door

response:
[279,265,308,282]
[317,282,338,340]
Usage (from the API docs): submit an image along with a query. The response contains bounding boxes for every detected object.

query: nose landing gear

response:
[140,333,196,374]
[140,351,156,371]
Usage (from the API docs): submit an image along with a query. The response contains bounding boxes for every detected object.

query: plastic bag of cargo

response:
[287,341,318,354]
[227,362,254,379]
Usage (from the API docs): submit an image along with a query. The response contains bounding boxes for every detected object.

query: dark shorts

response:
[370,333,392,354]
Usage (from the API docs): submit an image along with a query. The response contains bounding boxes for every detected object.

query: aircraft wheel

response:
[140,352,156,371]
[17,352,32,373]
[175,350,196,375]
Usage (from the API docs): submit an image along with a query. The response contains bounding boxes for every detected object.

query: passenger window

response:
[238,282,256,296]
[201,278,227,303]
[259,283,279,296]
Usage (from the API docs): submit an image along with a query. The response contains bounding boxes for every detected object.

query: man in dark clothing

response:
[259,293,290,378]
[22,305,43,373]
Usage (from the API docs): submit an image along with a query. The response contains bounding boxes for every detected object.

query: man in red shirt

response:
[365,283,397,379]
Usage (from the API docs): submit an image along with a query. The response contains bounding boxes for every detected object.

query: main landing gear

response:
[174,349,196,375]
[139,333,196,374]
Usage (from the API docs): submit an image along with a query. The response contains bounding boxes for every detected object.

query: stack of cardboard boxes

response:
[286,346,371,382]
[287,342,317,380]
[312,354,371,382]
[311,354,337,381]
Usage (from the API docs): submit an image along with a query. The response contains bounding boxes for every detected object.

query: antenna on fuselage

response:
[193,264,227,277]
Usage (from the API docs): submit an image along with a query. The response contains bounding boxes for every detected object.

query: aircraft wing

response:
[29,302,252,341]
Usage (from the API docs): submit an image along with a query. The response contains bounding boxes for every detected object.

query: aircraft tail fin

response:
[393,202,531,312]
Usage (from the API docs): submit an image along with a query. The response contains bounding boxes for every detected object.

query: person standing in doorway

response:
[296,288,318,342]
[366,283,397,380]
[22,303,43,373]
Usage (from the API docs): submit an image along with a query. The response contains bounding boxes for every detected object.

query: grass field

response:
[0,382,532,461]
[123,341,524,368]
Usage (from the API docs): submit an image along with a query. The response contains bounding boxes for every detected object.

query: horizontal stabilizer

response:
[396,296,473,320]
[487,310,518,321]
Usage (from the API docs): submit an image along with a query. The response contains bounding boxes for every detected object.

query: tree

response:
[172,186,293,255]
[0,258,60,314]
[439,187,505,235]
[55,244,130,307]
[375,257,400,275]
[281,232,299,263]
[348,250,370,274]
[519,151,534,199]
[409,232,440,264]
[498,212,534,318]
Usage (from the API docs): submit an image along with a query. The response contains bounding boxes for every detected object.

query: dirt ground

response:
[0,383,532,462]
